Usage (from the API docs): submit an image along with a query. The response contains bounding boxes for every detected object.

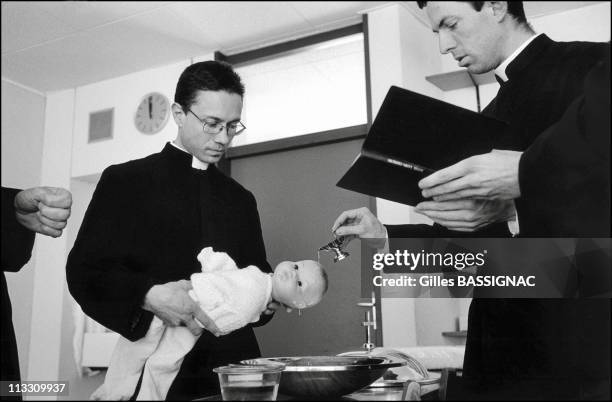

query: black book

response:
[337,85,510,206]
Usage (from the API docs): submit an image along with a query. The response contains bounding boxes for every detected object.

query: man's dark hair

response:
[416,1,529,25]
[174,60,245,111]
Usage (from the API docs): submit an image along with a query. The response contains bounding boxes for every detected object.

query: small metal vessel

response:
[319,236,350,262]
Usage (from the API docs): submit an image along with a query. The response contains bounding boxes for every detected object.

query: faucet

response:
[357,291,377,353]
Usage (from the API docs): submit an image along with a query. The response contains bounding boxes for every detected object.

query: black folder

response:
[337,86,509,206]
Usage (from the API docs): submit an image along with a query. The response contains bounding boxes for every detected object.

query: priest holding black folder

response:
[332,2,609,400]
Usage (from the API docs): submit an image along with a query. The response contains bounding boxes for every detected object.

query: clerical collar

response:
[169,141,209,170]
[495,33,542,83]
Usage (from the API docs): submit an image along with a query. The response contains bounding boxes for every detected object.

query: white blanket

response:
[91,248,272,400]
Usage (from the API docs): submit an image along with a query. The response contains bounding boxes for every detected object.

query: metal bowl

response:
[241,356,405,398]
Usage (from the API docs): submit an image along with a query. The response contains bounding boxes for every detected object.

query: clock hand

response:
[148,96,152,119]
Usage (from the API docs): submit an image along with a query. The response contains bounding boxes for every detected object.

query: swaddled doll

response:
[92,247,328,400]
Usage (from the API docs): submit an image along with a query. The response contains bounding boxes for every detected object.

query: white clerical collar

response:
[494,33,541,82]
[170,141,209,170]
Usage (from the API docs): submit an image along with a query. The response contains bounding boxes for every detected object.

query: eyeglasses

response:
[186,108,246,136]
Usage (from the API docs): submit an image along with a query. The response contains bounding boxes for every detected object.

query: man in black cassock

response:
[66,61,280,400]
[419,43,611,400]
[419,47,610,237]
[2,186,72,400]
[332,2,609,400]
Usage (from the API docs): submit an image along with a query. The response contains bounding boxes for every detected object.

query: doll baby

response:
[190,247,328,335]
[92,247,327,400]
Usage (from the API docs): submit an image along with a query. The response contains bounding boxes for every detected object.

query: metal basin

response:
[241,356,405,398]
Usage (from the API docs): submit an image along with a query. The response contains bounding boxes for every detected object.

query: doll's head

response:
[271,260,328,309]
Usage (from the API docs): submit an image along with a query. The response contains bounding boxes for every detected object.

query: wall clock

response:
[134,92,170,134]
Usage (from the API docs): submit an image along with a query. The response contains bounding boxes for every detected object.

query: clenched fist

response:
[14,186,72,237]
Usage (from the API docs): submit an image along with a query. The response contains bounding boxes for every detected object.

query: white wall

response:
[26,90,75,402]
[1,79,46,380]
[532,2,611,42]
[1,81,46,188]
[71,60,192,179]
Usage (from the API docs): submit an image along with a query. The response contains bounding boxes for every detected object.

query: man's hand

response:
[415,198,516,232]
[418,150,522,201]
[263,301,292,315]
[142,280,215,336]
[14,186,72,237]
[331,207,387,249]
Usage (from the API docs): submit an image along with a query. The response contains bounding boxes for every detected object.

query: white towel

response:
[91,248,271,401]
[90,318,166,400]
[135,325,197,400]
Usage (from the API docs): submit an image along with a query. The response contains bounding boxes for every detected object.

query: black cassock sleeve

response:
[2,187,35,385]
[2,187,35,272]
[66,167,155,340]
[518,47,610,237]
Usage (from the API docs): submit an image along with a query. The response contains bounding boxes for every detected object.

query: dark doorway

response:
[230,135,377,356]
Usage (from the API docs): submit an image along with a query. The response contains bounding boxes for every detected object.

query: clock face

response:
[134,92,170,134]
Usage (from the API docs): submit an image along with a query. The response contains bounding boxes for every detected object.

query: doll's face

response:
[271,260,327,309]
